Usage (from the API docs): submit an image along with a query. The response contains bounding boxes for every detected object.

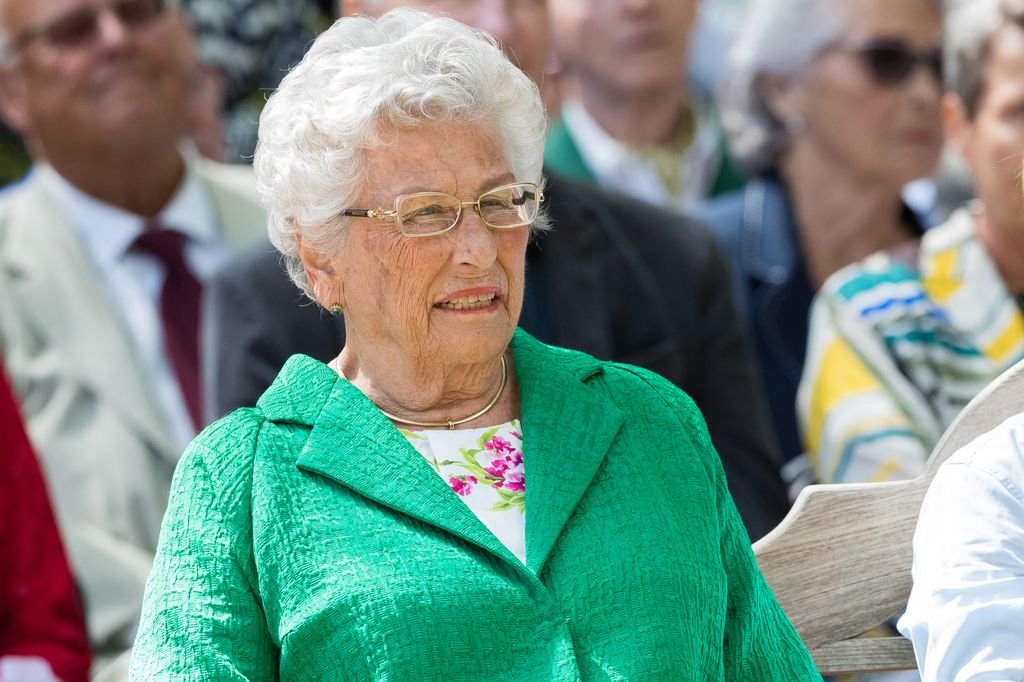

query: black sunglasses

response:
[838,38,942,87]
[8,0,168,56]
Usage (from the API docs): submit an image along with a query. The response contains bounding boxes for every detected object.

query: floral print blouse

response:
[401,420,526,564]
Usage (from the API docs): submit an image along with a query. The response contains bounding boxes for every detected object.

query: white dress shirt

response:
[560,96,722,212]
[897,412,1024,681]
[37,152,234,452]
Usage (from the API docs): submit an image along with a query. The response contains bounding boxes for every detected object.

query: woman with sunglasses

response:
[129,9,818,680]
[700,0,942,485]
[800,0,1024,489]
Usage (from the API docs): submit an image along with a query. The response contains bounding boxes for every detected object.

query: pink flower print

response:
[485,435,514,455]
[485,456,509,479]
[487,447,525,492]
[502,469,525,493]
[449,475,478,497]
[511,429,522,441]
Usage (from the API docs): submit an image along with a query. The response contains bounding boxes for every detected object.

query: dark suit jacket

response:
[202,172,789,540]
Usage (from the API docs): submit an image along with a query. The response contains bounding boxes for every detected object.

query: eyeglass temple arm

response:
[341,208,395,220]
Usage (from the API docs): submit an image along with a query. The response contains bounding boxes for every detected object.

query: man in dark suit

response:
[203,0,790,541]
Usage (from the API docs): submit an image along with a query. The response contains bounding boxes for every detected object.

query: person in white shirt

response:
[898,408,1024,679]
[0,0,265,677]
[543,0,744,209]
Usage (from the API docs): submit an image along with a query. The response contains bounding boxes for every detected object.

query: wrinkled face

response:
[345,0,549,86]
[790,0,942,185]
[548,0,696,95]
[960,24,1024,237]
[0,0,188,159]
[321,122,530,368]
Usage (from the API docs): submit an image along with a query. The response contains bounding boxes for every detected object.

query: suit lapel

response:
[290,360,524,570]
[512,331,624,575]
[0,175,177,459]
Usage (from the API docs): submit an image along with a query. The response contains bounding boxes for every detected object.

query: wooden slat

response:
[754,478,927,649]
[754,358,1024,672]
[811,638,916,674]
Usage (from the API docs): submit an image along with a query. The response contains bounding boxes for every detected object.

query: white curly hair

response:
[254,7,548,300]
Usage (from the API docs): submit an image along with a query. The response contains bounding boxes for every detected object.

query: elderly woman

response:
[129,10,817,680]
[700,0,942,480]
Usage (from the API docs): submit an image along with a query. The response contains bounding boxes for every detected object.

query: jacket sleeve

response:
[633,368,820,678]
[714,455,821,680]
[687,224,790,540]
[898,428,1024,680]
[129,414,276,681]
[797,282,935,484]
[0,367,91,682]
[673,394,821,680]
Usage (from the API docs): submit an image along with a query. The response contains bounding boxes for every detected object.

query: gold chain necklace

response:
[332,355,508,430]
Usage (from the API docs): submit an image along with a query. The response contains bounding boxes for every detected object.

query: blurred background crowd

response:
[1,0,1022,678]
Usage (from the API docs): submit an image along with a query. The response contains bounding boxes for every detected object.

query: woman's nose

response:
[452,208,499,270]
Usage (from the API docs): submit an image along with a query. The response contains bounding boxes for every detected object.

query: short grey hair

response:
[718,0,848,175]
[254,8,548,300]
[944,0,1024,119]
[719,0,940,175]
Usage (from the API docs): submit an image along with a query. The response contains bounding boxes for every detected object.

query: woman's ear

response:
[758,72,806,130]
[942,92,975,169]
[296,229,344,308]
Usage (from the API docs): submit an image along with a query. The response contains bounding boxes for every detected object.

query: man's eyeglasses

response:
[834,38,942,88]
[6,0,169,57]
[341,182,545,238]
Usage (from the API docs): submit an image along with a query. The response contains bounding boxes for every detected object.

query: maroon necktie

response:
[131,223,203,431]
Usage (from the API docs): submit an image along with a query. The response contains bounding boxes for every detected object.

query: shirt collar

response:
[560,99,632,184]
[37,147,219,268]
[561,96,721,206]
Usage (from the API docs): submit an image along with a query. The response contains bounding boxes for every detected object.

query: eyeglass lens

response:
[858,40,942,87]
[34,0,165,50]
[398,184,540,236]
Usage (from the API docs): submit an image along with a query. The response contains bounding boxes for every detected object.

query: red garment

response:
[0,361,91,682]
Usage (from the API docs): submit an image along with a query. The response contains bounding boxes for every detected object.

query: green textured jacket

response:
[130,330,818,680]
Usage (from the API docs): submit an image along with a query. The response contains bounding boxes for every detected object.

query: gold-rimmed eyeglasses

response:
[341,182,545,238]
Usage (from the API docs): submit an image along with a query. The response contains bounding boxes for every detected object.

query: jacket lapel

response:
[0,174,177,459]
[512,331,624,575]
[284,330,625,579]
[287,357,524,569]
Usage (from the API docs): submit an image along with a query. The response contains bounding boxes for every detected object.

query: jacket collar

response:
[270,329,625,577]
[739,174,928,287]
[919,206,1023,364]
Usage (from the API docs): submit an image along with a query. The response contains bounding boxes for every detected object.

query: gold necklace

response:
[333,355,508,430]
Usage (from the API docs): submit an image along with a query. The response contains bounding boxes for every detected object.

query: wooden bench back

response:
[754,358,1024,674]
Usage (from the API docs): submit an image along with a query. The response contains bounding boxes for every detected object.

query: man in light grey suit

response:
[0,0,265,677]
